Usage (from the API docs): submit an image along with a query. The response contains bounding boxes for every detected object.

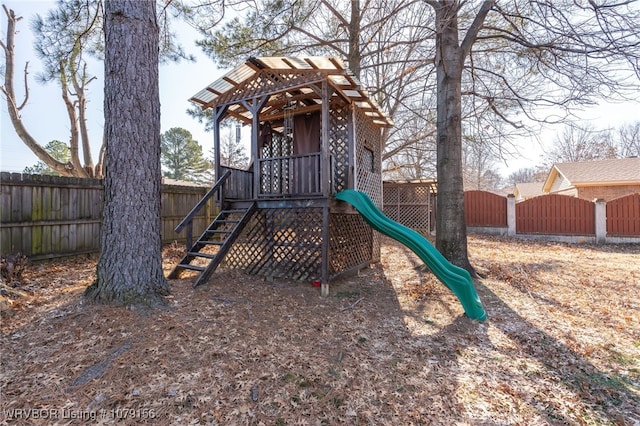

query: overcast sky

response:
[1,0,639,176]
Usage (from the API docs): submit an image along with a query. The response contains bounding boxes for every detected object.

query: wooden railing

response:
[221,166,253,200]
[259,153,322,197]
[174,169,231,250]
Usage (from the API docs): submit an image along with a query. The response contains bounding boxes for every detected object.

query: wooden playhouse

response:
[169,56,392,292]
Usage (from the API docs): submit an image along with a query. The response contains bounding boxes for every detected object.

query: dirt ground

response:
[1,235,639,425]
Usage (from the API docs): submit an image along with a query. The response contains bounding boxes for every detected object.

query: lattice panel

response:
[399,206,432,235]
[383,182,436,236]
[329,105,349,193]
[400,186,433,203]
[383,186,399,205]
[262,132,293,158]
[217,70,325,107]
[354,108,383,208]
[224,207,324,280]
[260,158,290,195]
[329,213,374,276]
[383,205,400,223]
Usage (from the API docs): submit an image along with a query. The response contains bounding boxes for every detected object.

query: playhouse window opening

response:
[364,146,375,172]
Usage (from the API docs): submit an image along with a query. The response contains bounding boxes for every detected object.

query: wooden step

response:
[206,229,232,234]
[222,209,247,214]
[168,201,256,286]
[176,264,205,272]
[187,251,216,259]
[198,240,224,245]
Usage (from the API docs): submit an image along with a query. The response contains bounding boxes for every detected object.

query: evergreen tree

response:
[23,140,71,176]
[220,122,249,169]
[160,127,210,183]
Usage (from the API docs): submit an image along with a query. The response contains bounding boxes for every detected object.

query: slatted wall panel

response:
[606,193,640,236]
[516,194,595,235]
[464,190,507,227]
[0,173,215,259]
[0,173,103,258]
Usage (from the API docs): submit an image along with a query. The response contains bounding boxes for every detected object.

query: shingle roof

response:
[514,182,545,198]
[553,157,640,184]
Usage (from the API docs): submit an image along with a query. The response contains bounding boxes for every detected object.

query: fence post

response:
[595,198,606,244]
[507,194,516,236]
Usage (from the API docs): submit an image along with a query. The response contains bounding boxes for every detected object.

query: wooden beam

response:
[222,76,239,86]
[225,109,252,125]
[190,97,208,106]
[206,87,223,96]
[262,103,323,122]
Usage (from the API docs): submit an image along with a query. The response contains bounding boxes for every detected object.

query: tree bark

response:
[433,1,474,274]
[430,0,494,275]
[348,0,361,79]
[85,0,169,306]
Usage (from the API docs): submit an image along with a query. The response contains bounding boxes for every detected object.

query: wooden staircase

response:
[169,203,256,287]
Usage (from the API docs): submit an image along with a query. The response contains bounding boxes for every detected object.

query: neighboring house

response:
[513,181,545,201]
[542,157,640,201]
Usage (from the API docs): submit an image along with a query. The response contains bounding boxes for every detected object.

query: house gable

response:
[542,158,640,200]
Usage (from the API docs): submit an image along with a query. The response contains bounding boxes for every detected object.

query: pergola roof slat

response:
[190,56,392,127]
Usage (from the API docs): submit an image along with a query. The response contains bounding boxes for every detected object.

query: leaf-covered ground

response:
[1,235,639,425]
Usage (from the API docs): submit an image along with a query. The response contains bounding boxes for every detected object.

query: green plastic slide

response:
[335,189,487,321]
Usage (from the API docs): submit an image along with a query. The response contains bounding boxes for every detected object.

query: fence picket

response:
[606,193,640,236]
[0,173,216,260]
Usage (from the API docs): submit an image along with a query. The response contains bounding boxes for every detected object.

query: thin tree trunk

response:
[348,0,361,79]
[59,60,89,178]
[72,63,96,176]
[85,0,169,306]
[0,6,77,177]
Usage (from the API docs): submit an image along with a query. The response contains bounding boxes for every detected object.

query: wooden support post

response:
[212,106,228,184]
[251,109,260,198]
[349,108,357,190]
[320,81,332,197]
[321,205,330,296]
[242,96,268,199]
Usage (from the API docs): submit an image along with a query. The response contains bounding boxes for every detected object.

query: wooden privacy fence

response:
[0,173,216,260]
[462,190,640,241]
[464,190,507,227]
[384,184,639,241]
[516,194,595,235]
[606,193,640,236]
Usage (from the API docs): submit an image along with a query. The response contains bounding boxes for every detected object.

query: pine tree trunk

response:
[85,0,169,306]
[434,2,475,275]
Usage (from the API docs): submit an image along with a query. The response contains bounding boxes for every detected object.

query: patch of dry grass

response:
[1,235,638,425]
